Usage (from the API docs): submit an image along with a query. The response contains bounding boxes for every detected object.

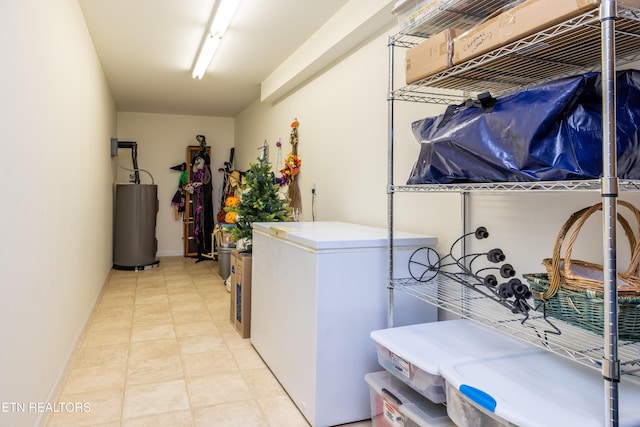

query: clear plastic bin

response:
[445,385,516,427]
[440,350,640,427]
[365,371,454,427]
[370,320,534,403]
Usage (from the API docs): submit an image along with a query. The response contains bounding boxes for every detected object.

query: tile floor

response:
[45,256,372,427]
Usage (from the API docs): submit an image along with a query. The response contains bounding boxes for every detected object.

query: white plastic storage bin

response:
[365,371,454,427]
[446,386,516,427]
[370,320,535,403]
[440,350,640,427]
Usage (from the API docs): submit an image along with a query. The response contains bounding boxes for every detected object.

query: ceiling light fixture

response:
[192,0,241,79]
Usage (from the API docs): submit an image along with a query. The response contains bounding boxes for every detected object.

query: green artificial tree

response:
[227,158,290,251]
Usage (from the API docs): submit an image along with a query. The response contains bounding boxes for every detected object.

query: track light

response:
[192,0,240,79]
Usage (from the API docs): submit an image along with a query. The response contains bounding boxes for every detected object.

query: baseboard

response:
[156,250,184,257]
[36,268,111,427]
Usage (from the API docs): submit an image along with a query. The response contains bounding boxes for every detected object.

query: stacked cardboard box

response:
[229,250,252,338]
[406,28,461,84]
[453,0,600,64]
[405,0,640,83]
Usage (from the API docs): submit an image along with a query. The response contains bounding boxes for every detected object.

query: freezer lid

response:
[252,221,437,250]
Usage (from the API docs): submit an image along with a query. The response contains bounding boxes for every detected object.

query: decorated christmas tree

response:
[227,158,290,251]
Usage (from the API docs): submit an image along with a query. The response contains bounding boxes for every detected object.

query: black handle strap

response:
[437,92,497,128]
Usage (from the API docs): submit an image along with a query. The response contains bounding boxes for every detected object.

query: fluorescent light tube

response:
[192,33,221,79]
[191,0,240,79]
[210,0,240,37]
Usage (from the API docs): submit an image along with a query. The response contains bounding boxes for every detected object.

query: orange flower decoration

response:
[278,153,301,186]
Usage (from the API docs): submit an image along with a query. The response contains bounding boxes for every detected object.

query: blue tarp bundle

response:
[407,70,640,184]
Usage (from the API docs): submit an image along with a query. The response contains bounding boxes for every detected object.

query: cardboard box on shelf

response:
[406,28,461,84]
[619,0,640,8]
[229,256,236,323]
[453,0,599,64]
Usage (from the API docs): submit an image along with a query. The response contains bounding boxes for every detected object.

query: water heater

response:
[113,183,159,270]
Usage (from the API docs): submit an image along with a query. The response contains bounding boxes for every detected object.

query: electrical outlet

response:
[312,182,317,194]
[110,138,119,157]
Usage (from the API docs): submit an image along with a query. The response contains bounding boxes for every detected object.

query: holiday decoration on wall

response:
[258,139,269,162]
[226,157,290,251]
[275,138,283,174]
[278,119,302,220]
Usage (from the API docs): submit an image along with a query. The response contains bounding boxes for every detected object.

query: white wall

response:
[235,24,640,319]
[236,29,396,227]
[0,0,116,425]
[116,112,235,256]
[234,28,470,236]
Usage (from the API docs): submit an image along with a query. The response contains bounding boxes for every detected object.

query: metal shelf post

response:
[601,1,621,425]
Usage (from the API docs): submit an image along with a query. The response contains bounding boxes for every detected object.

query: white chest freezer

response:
[250,221,438,427]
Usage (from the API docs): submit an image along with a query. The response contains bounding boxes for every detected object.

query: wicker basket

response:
[524,273,640,341]
[524,200,640,341]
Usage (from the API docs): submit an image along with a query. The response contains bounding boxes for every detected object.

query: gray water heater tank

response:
[113,183,159,270]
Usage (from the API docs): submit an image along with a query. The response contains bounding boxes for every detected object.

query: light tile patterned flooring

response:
[45,256,372,427]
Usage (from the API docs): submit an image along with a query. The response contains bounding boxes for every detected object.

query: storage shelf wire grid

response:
[391,6,640,103]
[393,0,520,44]
[392,179,640,193]
[393,276,640,376]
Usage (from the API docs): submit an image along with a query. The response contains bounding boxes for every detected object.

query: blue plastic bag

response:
[407,71,640,184]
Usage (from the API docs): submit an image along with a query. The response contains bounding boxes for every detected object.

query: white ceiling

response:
[78,0,352,117]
